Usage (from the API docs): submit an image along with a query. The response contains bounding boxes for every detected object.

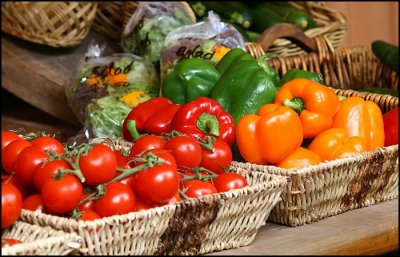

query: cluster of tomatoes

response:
[1,130,248,232]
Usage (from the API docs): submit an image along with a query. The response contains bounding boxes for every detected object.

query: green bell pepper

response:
[279,68,324,87]
[216,48,253,75]
[210,55,280,125]
[161,58,220,104]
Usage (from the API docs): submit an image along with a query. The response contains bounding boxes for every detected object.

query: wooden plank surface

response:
[1,30,119,126]
[207,199,398,255]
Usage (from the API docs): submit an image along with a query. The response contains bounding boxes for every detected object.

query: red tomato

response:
[14,146,49,187]
[2,175,33,200]
[114,149,131,169]
[22,193,44,212]
[94,182,136,217]
[78,192,96,212]
[134,196,157,211]
[79,210,101,221]
[33,159,71,191]
[165,192,183,205]
[2,238,23,247]
[383,107,399,146]
[133,163,179,204]
[79,144,117,186]
[182,180,217,199]
[2,183,23,228]
[30,136,65,156]
[146,148,177,169]
[1,130,20,152]
[129,135,166,158]
[41,174,83,214]
[213,173,248,193]
[200,138,232,175]
[2,139,31,173]
[165,135,202,168]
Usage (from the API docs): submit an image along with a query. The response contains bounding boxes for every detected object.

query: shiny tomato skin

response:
[213,173,248,193]
[134,196,158,211]
[114,149,131,169]
[41,174,83,214]
[2,139,32,173]
[383,107,399,146]
[200,138,232,175]
[129,135,166,158]
[182,180,217,199]
[22,193,44,212]
[30,136,65,156]
[1,131,21,152]
[33,160,71,191]
[133,163,179,204]
[94,182,136,218]
[165,135,202,168]
[79,144,117,186]
[79,210,101,221]
[1,175,33,200]
[78,192,96,212]
[14,146,49,187]
[2,183,23,228]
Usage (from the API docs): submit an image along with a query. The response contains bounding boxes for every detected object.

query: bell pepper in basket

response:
[171,97,235,146]
[215,48,253,75]
[236,103,303,165]
[122,97,181,141]
[332,96,385,151]
[210,54,280,125]
[308,128,366,161]
[279,68,323,87]
[276,147,321,169]
[161,58,220,104]
[274,78,340,139]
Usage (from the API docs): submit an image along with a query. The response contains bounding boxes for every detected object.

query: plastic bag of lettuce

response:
[65,43,159,147]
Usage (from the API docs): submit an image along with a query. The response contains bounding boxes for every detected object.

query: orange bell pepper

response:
[331,96,384,151]
[236,103,303,165]
[274,78,340,139]
[276,147,321,169]
[308,128,366,161]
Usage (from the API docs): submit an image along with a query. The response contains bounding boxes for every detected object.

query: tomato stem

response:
[198,136,215,152]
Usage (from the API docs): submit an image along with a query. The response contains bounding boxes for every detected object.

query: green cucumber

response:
[248,6,285,33]
[200,1,252,29]
[372,40,399,71]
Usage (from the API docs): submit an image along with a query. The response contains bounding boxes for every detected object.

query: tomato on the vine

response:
[79,210,101,221]
[33,159,72,191]
[2,182,23,228]
[78,192,96,212]
[114,149,131,169]
[79,144,117,186]
[22,193,45,212]
[129,135,166,158]
[182,180,217,199]
[213,173,248,193]
[94,182,136,218]
[2,175,32,200]
[1,130,20,152]
[134,196,158,212]
[200,138,232,175]
[165,135,202,168]
[41,174,83,214]
[30,136,65,156]
[14,145,49,187]
[2,139,32,173]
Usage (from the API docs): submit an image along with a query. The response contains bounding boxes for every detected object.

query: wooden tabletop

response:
[207,199,398,256]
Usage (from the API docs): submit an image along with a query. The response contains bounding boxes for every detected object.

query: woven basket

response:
[1,2,98,47]
[232,39,399,226]
[1,221,83,255]
[19,138,288,255]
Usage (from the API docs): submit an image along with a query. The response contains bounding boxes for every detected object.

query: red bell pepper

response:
[171,97,235,146]
[383,107,398,146]
[122,97,181,141]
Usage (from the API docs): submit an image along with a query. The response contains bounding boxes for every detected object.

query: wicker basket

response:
[1,2,98,47]
[19,138,288,255]
[232,37,399,227]
[1,221,83,255]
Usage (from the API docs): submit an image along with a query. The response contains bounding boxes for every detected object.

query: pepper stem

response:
[197,113,220,137]
[283,98,305,114]
[127,120,140,141]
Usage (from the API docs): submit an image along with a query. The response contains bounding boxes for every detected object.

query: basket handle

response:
[245,23,334,58]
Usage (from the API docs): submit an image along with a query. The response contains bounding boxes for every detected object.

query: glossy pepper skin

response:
[382,107,398,146]
[122,97,181,141]
[274,78,340,139]
[279,68,323,87]
[308,128,366,161]
[161,58,220,104]
[215,48,253,75]
[171,97,235,146]
[236,103,303,165]
[276,147,321,169]
[211,55,280,125]
[332,96,385,151]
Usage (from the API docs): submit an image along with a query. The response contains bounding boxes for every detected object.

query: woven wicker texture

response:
[19,138,288,255]
[92,2,124,41]
[1,221,82,255]
[1,2,98,47]
[231,90,398,227]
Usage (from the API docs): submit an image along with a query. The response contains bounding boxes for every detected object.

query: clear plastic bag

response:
[121,1,195,66]
[65,42,159,147]
[160,11,246,80]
